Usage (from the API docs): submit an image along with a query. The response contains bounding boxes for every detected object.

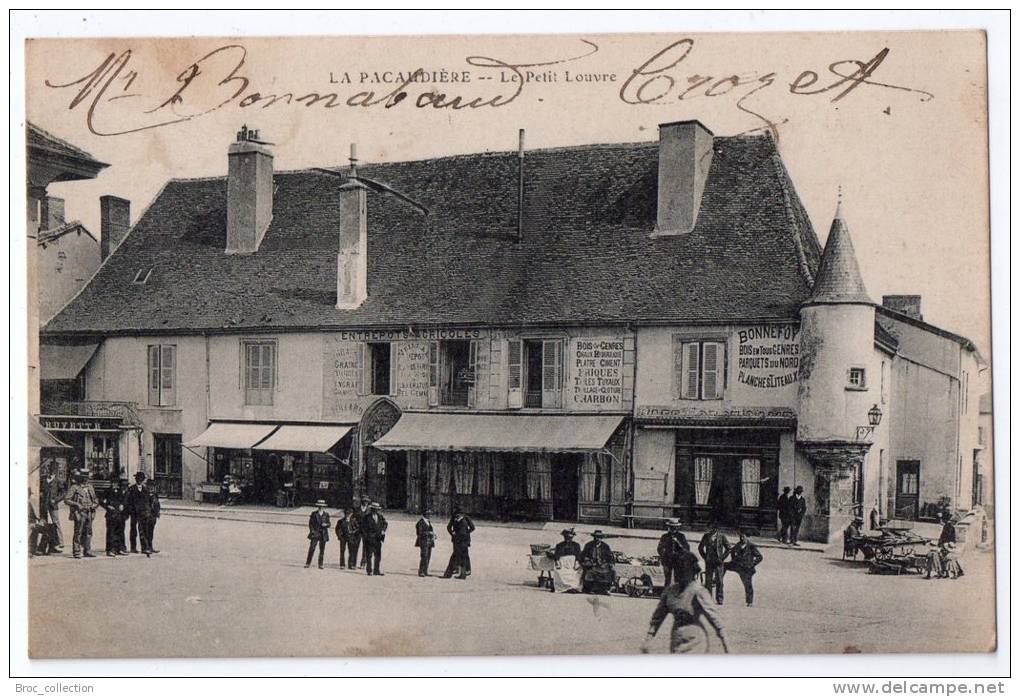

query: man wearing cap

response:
[789,485,807,546]
[360,502,388,576]
[579,530,616,594]
[125,472,148,553]
[39,466,65,553]
[442,509,476,580]
[657,520,691,589]
[334,507,354,568]
[100,478,128,557]
[415,509,437,577]
[66,470,99,558]
[698,522,731,604]
[776,486,793,543]
[305,500,331,569]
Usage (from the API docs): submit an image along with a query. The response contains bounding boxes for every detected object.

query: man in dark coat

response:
[789,485,807,546]
[29,489,49,556]
[776,486,793,543]
[334,507,354,568]
[698,522,731,604]
[66,470,99,559]
[305,499,331,569]
[553,528,582,561]
[125,472,149,553]
[657,520,691,588]
[141,481,161,556]
[443,509,476,579]
[360,502,388,576]
[350,495,370,569]
[40,468,65,552]
[725,529,763,606]
[100,479,128,556]
[579,530,616,594]
[415,508,437,577]
[938,513,957,546]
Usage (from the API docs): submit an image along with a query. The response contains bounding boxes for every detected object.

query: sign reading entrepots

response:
[736,325,800,390]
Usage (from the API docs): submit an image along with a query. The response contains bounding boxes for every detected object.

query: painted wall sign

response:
[569,337,624,408]
[736,325,800,389]
[322,338,364,418]
[332,327,512,342]
[395,341,430,407]
[636,405,796,422]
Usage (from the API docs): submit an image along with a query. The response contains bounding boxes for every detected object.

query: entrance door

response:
[708,455,742,527]
[385,451,408,510]
[551,454,579,521]
[895,460,920,520]
[153,433,183,498]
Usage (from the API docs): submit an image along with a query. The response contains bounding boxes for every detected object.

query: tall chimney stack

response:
[654,120,714,236]
[336,143,368,309]
[100,195,131,260]
[226,125,274,254]
[41,196,65,231]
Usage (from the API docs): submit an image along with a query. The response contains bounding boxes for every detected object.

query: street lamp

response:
[856,404,883,441]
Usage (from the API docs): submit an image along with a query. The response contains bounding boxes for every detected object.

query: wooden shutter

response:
[541,339,562,408]
[147,345,160,406]
[356,343,367,396]
[160,345,176,406]
[389,343,398,396]
[680,342,700,399]
[701,341,723,399]
[427,341,439,406]
[467,340,478,408]
[507,339,523,409]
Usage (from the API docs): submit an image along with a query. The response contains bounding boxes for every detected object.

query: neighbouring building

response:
[40,121,987,542]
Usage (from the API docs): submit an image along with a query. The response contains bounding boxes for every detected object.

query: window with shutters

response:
[678,340,726,400]
[516,339,563,409]
[363,342,394,396]
[241,340,276,406]
[437,340,472,407]
[146,344,176,407]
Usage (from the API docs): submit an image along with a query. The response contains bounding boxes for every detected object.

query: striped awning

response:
[185,422,278,450]
[253,424,353,453]
[372,413,624,453]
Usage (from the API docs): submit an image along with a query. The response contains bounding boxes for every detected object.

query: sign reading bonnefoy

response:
[570,338,624,408]
[736,325,800,390]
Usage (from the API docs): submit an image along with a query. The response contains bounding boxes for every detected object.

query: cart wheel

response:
[875,547,892,561]
[624,575,653,598]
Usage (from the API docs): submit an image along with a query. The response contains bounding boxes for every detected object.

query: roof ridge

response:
[768,143,816,289]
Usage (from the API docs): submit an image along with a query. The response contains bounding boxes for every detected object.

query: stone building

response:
[40,121,986,541]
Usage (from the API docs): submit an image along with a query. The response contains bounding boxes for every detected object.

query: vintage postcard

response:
[22,28,995,659]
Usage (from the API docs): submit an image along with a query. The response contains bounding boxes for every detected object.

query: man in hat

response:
[100,478,128,557]
[776,486,793,543]
[351,495,371,569]
[29,488,50,556]
[789,485,807,546]
[442,508,476,580]
[360,502,388,576]
[39,466,65,552]
[415,508,437,577]
[66,470,99,558]
[305,500,331,569]
[125,472,149,553]
[725,529,763,606]
[698,522,731,604]
[641,551,730,654]
[554,528,582,561]
[334,507,354,568]
[579,530,616,594]
[142,480,162,555]
[657,520,691,588]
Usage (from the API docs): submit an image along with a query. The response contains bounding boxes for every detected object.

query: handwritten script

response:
[44,38,934,139]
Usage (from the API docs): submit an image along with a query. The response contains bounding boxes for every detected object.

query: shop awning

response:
[40,343,99,380]
[252,424,353,453]
[372,413,624,453]
[185,422,278,449]
[29,415,70,449]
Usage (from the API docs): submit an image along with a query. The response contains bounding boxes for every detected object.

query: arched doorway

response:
[358,398,404,509]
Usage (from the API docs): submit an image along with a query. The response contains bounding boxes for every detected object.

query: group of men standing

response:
[658,520,763,607]
[776,485,807,546]
[30,469,161,559]
[305,498,477,579]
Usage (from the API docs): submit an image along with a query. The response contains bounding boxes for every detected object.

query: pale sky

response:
[27,31,991,359]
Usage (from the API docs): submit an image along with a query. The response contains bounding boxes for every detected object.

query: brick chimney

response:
[882,295,923,320]
[100,195,131,260]
[654,120,715,236]
[336,144,368,309]
[41,196,65,231]
[226,125,274,254]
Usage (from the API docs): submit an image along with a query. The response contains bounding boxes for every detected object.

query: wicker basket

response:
[530,544,552,555]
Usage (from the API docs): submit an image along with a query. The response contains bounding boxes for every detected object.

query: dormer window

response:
[132,266,154,284]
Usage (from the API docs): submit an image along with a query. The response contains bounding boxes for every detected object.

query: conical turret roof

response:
[805,202,873,305]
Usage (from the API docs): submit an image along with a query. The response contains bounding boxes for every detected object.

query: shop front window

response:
[581,452,610,503]
[694,456,713,505]
[740,457,762,507]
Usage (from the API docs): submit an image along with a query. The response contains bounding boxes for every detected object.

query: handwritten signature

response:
[44,38,934,139]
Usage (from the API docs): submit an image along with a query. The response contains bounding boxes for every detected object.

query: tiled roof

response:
[27,122,107,169]
[43,134,823,335]
[38,220,96,246]
[806,205,872,305]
